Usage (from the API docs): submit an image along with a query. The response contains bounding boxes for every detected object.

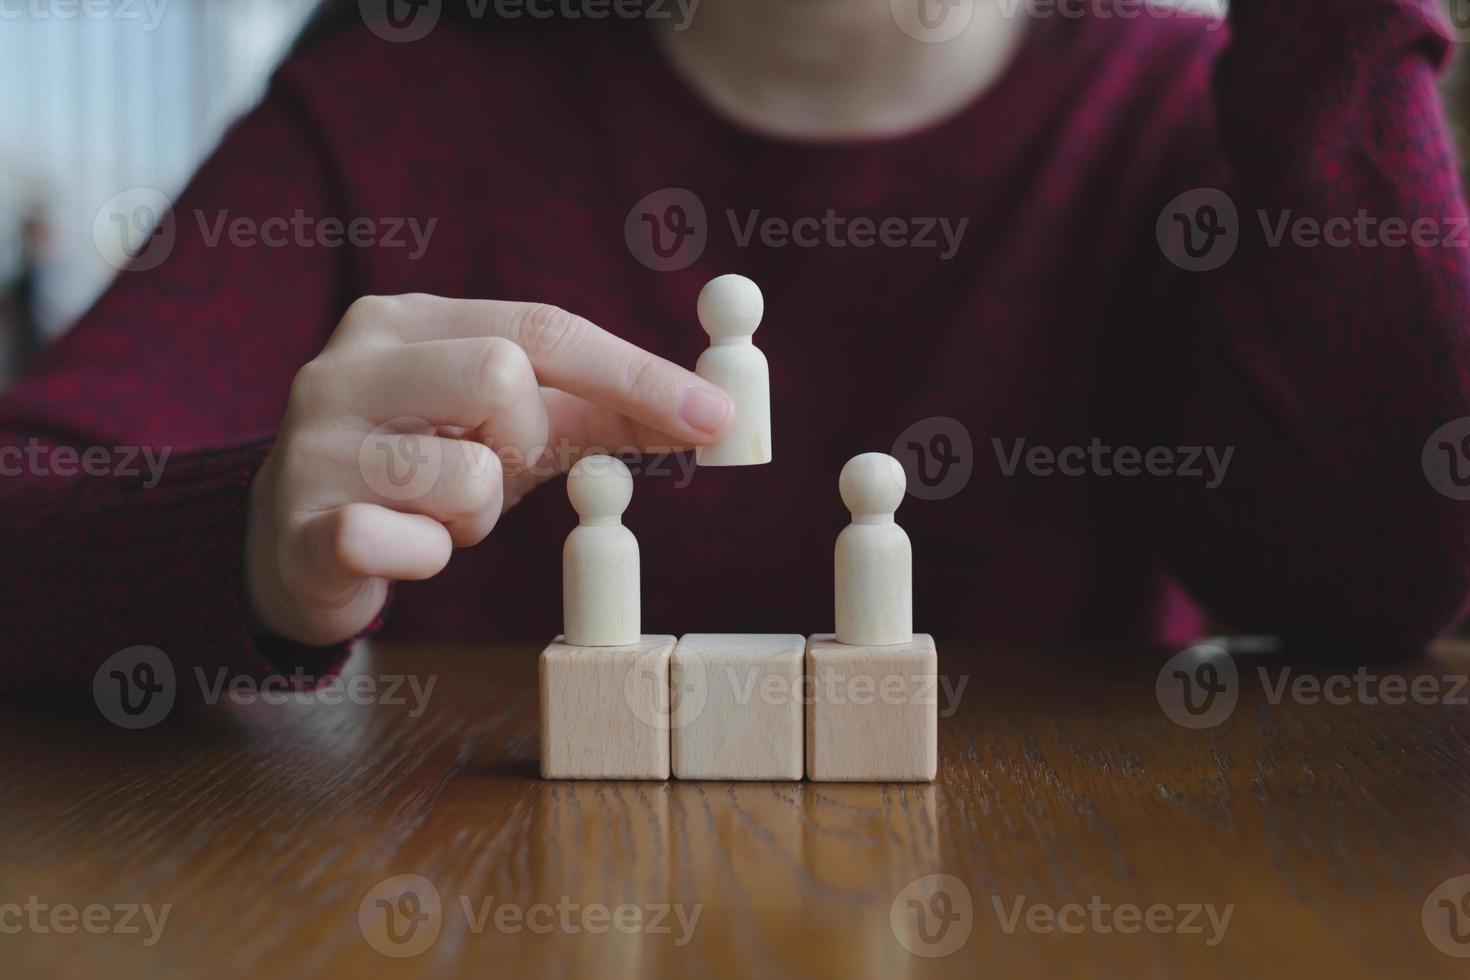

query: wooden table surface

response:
[3,637,1469,979]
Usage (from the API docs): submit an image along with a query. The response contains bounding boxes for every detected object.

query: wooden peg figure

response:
[834,452,913,646]
[694,274,772,467]
[563,454,640,646]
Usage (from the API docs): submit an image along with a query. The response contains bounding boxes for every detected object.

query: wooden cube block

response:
[805,634,937,782]
[539,634,675,780]
[670,634,805,781]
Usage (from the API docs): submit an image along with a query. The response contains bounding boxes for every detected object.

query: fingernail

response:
[679,385,733,435]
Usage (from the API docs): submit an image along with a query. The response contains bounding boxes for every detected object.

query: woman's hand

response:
[244,294,733,646]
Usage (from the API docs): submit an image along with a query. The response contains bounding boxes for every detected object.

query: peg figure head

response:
[567,454,633,521]
[839,452,906,518]
[697,274,763,343]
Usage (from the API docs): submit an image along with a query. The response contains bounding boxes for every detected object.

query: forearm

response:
[0,435,322,695]
[0,75,365,693]
[1156,0,1470,651]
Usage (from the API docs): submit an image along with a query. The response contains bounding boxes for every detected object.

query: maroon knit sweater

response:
[4,2,1470,694]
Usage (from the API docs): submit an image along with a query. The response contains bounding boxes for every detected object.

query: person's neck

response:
[654,0,1026,140]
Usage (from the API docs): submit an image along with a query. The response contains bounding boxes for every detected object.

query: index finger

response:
[342,294,734,444]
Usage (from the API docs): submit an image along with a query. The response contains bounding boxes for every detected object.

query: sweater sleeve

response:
[0,77,357,696]
[1153,0,1470,655]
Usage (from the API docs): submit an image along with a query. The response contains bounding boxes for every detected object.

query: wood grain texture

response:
[671,633,805,781]
[540,634,674,779]
[1,638,1469,979]
[806,633,937,782]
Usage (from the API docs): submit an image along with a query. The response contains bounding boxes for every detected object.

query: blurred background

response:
[0,0,1464,390]
[0,0,318,385]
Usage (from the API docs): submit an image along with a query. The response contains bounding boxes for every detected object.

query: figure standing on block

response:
[835,452,912,646]
[810,452,933,781]
[563,455,639,646]
[694,274,771,466]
